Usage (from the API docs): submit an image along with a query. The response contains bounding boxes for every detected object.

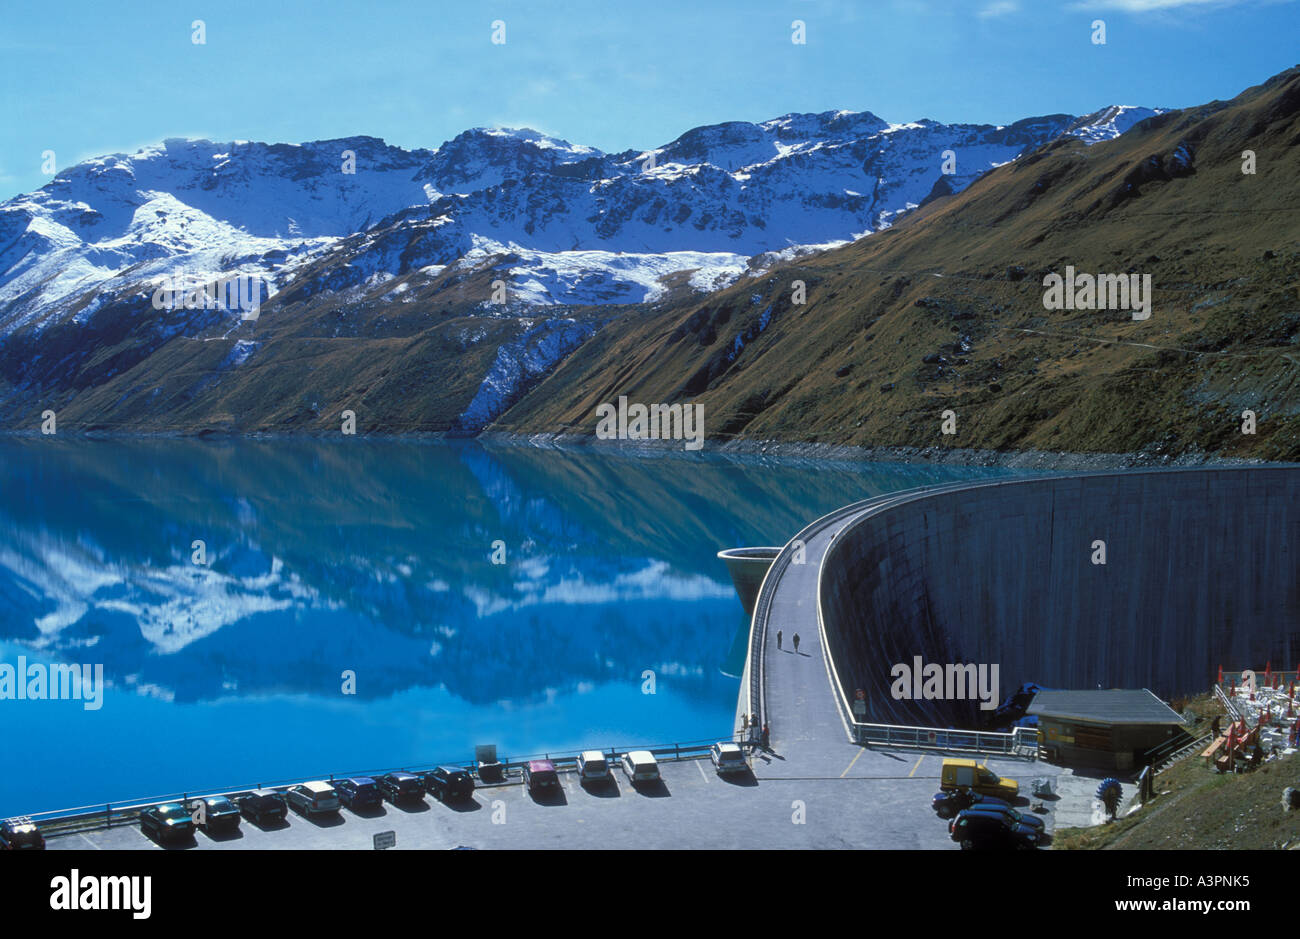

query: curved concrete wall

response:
[820,468,1300,728]
[718,547,781,617]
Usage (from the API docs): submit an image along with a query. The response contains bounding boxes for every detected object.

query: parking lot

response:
[47,747,1055,850]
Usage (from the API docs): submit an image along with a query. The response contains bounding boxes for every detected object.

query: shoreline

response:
[1,426,1290,471]
[481,431,1290,472]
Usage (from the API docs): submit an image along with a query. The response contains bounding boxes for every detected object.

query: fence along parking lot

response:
[27,735,749,840]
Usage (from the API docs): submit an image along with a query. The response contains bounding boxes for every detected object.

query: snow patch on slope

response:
[1065,106,1167,146]
[457,318,596,431]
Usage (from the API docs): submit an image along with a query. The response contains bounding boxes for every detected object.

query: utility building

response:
[1028,689,1187,771]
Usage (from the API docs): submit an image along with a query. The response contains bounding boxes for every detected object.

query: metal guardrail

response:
[20,734,747,836]
[850,721,1039,756]
[1135,765,1153,804]
[1153,733,1213,774]
[1215,683,1243,722]
[1144,729,1192,766]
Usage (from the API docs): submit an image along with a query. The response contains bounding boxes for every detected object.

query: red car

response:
[522,760,560,794]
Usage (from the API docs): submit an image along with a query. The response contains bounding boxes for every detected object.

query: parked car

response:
[235,789,287,826]
[193,796,241,833]
[0,817,44,850]
[286,781,341,817]
[523,759,560,795]
[959,803,1045,837]
[423,766,475,803]
[335,777,382,811]
[931,789,1013,819]
[710,742,748,775]
[939,758,1019,800]
[949,808,1039,850]
[140,803,195,843]
[378,772,425,804]
[576,751,611,783]
[620,750,660,785]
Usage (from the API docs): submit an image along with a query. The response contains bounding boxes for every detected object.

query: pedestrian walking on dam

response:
[793,633,801,653]
[777,630,783,650]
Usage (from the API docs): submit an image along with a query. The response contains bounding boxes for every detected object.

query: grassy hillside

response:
[1058,731,1300,852]
[1059,751,1300,850]
[496,67,1300,461]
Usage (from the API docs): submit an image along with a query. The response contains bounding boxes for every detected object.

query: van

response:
[939,758,1018,800]
[620,750,660,784]
[709,742,748,775]
[576,751,611,783]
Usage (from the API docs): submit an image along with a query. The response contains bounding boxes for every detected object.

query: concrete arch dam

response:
[817,468,1300,729]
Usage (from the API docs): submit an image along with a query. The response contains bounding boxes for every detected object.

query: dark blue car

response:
[949,809,1040,850]
[932,789,1013,819]
[422,766,475,803]
[335,777,382,811]
[0,818,44,850]
[378,772,425,804]
[959,802,1046,836]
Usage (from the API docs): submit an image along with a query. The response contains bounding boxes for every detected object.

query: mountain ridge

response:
[0,90,1214,445]
[0,103,1161,328]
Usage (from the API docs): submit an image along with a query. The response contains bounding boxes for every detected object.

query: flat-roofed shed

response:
[1027,689,1187,771]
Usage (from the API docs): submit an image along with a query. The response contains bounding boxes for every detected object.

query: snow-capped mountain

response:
[0,105,1163,337]
[1064,105,1165,145]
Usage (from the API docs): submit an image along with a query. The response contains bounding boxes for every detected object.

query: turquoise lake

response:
[0,437,1029,814]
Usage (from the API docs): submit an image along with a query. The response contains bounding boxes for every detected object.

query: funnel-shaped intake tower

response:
[717,547,782,617]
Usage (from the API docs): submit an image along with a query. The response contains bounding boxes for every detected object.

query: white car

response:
[620,750,660,784]
[710,742,748,775]
[576,750,611,782]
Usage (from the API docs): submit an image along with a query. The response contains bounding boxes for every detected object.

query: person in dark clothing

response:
[792,633,801,653]
[776,630,782,650]
[761,723,770,750]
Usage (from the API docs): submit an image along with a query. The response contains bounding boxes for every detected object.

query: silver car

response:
[286,781,340,817]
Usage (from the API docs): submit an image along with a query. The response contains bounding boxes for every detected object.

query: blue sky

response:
[1,0,1295,200]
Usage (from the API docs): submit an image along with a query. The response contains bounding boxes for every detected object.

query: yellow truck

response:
[939,758,1019,800]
